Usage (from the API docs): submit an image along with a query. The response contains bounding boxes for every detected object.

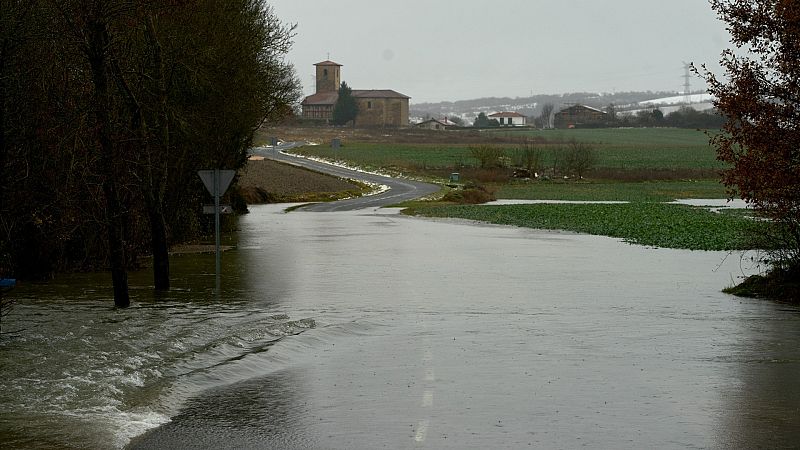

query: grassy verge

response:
[405,203,761,251]
[496,179,728,202]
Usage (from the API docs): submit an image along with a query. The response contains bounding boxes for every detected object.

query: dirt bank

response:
[237,158,363,204]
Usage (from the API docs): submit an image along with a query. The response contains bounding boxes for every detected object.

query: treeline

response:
[539,106,725,129]
[0,0,301,306]
[613,107,726,129]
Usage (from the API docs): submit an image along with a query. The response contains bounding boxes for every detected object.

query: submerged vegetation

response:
[405,203,760,251]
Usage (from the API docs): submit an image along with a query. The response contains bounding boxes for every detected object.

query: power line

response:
[682,62,692,104]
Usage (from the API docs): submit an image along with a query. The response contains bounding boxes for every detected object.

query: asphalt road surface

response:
[250,142,440,211]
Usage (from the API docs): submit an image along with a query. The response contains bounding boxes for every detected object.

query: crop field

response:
[297,142,471,171]
[292,127,723,172]
[497,179,728,201]
[492,127,713,147]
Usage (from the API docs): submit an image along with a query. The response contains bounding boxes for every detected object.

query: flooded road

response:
[2,204,800,449]
[252,145,440,211]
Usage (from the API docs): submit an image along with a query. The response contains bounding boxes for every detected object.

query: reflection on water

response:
[716,304,800,448]
[2,204,799,449]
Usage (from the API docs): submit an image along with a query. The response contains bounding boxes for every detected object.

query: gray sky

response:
[268,0,730,104]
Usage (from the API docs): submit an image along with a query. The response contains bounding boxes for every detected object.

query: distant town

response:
[297,60,719,129]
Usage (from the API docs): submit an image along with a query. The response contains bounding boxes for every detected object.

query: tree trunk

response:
[87,15,130,308]
[148,202,170,291]
[145,15,170,291]
[104,13,172,293]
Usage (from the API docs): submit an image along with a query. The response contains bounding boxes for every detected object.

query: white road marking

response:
[415,419,429,442]
[422,390,434,407]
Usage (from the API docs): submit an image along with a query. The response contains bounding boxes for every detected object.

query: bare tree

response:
[514,141,541,177]
[539,103,555,129]
[563,140,596,179]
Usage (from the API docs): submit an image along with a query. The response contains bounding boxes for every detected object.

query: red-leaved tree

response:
[700,0,800,274]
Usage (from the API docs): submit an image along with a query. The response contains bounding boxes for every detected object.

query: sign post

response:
[331,138,340,161]
[270,137,278,156]
[198,169,236,290]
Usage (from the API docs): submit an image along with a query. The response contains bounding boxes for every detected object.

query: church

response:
[301,60,410,127]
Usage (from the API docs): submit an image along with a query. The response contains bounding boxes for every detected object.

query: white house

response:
[489,112,527,127]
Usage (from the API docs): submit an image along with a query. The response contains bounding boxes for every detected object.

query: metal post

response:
[197,168,234,294]
[214,169,221,291]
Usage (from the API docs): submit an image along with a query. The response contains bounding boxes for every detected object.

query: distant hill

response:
[410,91,710,124]
[619,93,715,116]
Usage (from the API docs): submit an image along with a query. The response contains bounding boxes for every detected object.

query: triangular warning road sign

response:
[198,170,236,197]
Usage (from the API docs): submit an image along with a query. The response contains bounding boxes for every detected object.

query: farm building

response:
[301,60,410,127]
[415,118,460,130]
[553,104,608,128]
[488,112,527,127]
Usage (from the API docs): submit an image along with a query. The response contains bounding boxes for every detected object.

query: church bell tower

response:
[314,60,342,93]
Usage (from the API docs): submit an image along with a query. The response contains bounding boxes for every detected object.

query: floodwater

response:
[2,204,799,449]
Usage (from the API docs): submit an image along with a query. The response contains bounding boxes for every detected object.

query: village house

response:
[553,104,608,128]
[415,117,460,130]
[489,112,527,127]
[301,60,410,127]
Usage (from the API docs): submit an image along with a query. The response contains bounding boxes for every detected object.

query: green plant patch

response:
[408,203,763,251]
[291,128,724,174]
[492,128,723,170]
[496,180,728,202]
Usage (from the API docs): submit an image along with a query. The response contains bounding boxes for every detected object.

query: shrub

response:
[513,141,542,176]
[563,140,596,179]
[441,183,496,204]
[470,145,506,168]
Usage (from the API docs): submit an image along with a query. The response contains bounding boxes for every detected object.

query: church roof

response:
[314,60,342,66]
[353,89,410,99]
[302,89,410,105]
[301,91,339,106]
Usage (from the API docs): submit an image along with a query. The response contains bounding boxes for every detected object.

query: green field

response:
[293,128,723,172]
[492,127,714,147]
[497,179,728,201]
[286,127,756,250]
[291,128,728,201]
[297,143,474,171]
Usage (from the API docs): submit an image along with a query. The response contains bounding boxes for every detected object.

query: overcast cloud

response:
[268,0,731,104]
